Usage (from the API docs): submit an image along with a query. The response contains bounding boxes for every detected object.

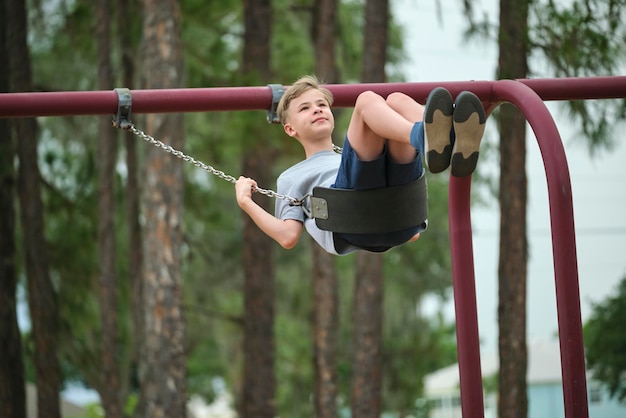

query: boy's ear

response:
[283,123,297,137]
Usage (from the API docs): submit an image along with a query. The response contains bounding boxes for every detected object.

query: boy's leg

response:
[347,89,475,175]
[346,91,416,162]
[384,92,424,164]
[450,91,486,177]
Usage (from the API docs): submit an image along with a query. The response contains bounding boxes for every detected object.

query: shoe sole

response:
[451,92,486,177]
[424,87,454,174]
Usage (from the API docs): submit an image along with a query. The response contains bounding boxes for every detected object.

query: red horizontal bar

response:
[1,76,625,118]
[0,86,274,118]
[348,76,626,104]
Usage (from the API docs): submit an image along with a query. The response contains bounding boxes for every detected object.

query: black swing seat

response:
[306,173,428,234]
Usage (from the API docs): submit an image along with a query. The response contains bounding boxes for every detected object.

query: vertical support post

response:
[492,80,588,418]
[449,175,485,418]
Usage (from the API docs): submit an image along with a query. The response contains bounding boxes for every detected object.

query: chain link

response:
[126,124,305,206]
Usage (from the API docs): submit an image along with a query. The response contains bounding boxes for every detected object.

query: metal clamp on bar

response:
[266,84,284,124]
[112,88,133,129]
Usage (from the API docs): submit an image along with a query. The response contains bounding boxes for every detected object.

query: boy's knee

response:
[386,92,411,107]
[355,90,381,111]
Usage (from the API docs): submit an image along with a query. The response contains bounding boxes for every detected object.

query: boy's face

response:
[283,88,334,141]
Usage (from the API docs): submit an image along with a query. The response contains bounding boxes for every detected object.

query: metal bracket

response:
[112,88,133,130]
[297,195,329,221]
[266,84,284,124]
[309,196,329,220]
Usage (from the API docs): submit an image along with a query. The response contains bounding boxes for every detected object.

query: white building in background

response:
[27,383,87,418]
[423,340,626,418]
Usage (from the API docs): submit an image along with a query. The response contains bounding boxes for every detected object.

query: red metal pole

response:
[493,80,588,418]
[519,76,626,101]
[448,175,484,418]
[0,86,274,118]
[2,76,626,118]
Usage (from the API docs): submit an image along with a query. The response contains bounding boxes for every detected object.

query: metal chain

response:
[125,124,305,206]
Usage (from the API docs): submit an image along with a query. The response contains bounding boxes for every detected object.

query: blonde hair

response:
[276,75,334,125]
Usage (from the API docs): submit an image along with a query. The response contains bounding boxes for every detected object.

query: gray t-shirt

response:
[275,150,358,255]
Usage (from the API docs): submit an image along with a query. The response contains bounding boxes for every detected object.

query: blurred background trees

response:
[1,0,456,417]
[584,275,626,403]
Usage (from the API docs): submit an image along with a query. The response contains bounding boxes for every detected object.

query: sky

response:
[392,0,626,354]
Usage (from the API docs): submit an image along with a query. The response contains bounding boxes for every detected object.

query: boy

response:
[235,76,485,255]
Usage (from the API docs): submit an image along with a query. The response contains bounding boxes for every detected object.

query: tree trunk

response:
[0,124,26,418]
[313,0,340,83]
[7,2,62,418]
[241,151,276,418]
[137,1,187,416]
[350,1,388,416]
[240,1,276,417]
[311,245,339,418]
[497,1,530,417]
[0,1,26,415]
[96,1,123,416]
[351,252,384,417]
[117,0,142,406]
[362,0,388,82]
[312,1,340,417]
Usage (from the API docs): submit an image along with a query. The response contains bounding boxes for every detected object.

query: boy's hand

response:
[235,176,257,208]
[234,176,303,249]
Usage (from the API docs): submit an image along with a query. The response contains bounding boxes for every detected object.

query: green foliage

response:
[271,0,315,81]
[463,0,626,154]
[531,0,626,152]
[531,1,626,77]
[182,110,247,400]
[38,122,105,389]
[482,371,498,394]
[337,0,365,81]
[275,313,315,417]
[583,275,626,403]
[29,0,98,89]
[182,0,243,87]
[84,403,104,418]
[82,394,136,418]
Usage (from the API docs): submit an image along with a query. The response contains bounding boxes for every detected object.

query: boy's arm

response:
[235,176,303,249]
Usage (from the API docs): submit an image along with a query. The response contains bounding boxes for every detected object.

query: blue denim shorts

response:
[331,137,426,252]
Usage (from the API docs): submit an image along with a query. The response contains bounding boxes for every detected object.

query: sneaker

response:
[423,87,454,173]
[451,91,486,177]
